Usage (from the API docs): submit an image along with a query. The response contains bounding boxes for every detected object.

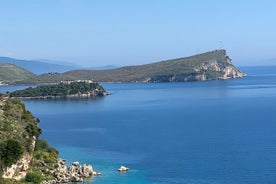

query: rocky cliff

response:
[0,96,97,183]
[146,50,245,82]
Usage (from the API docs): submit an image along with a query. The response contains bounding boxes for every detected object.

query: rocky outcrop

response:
[42,159,100,184]
[2,136,36,181]
[2,153,32,180]
[195,57,246,80]
[147,51,246,82]
[117,165,129,172]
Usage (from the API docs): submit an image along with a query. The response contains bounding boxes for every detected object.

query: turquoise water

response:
[2,66,276,184]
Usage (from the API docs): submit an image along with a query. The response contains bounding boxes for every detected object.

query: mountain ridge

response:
[0,63,37,84]
[0,50,245,84]
[0,57,77,74]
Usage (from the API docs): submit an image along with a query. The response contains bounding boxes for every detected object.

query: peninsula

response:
[0,49,245,85]
[8,80,109,99]
[61,49,245,83]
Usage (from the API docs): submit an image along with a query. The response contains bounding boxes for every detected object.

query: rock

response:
[48,158,100,183]
[41,180,57,184]
[93,171,102,176]
[117,165,129,172]
[2,153,33,180]
[72,161,80,166]
[82,164,93,177]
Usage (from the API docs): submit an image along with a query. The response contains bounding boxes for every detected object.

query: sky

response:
[0,0,276,67]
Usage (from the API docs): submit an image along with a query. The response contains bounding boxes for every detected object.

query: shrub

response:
[0,139,23,167]
[25,171,43,184]
[34,139,59,163]
[34,139,50,152]
[25,123,42,137]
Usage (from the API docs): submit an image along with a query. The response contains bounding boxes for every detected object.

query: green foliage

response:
[0,139,23,167]
[25,123,42,137]
[34,139,58,164]
[34,139,50,152]
[60,49,237,82]
[0,178,21,184]
[1,49,243,84]
[0,98,41,156]
[25,171,43,184]
[0,98,58,182]
[22,111,34,122]
[28,139,59,180]
[0,98,42,172]
[9,81,106,98]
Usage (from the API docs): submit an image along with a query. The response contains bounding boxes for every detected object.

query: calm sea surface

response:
[1,66,276,184]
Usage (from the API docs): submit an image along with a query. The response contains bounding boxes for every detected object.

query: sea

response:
[1,66,276,184]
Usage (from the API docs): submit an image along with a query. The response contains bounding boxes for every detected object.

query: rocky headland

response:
[62,49,246,83]
[1,49,245,84]
[0,96,101,183]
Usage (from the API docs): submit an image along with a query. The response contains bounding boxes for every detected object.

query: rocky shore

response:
[42,159,101,184]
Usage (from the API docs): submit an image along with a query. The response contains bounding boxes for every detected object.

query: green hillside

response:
[0,96,58,183]
[0,63,37,84]
[62,49,245,82]
[0,50,245,84]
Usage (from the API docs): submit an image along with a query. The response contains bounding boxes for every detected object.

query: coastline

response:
[9,92,110,100]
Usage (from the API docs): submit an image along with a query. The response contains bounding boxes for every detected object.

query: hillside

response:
[0,57,77,74]
[0,63,38,84]
[0,95,54,183]
[1,50,245,84]
[0,96,97,183]
[61,49,245,82]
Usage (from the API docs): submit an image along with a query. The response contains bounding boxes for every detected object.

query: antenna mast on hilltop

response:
[219,41,223,49]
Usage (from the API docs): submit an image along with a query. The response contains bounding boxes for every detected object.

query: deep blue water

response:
[1,66,276,184]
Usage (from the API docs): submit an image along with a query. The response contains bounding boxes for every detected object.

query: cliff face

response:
[147,50,245,82]
[0,96,41,181]
[195,58,245,79]
[2,153,33,180]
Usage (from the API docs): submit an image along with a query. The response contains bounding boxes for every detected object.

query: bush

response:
[25,171,43,184]
[34,139,59,163]
[0,139,23,167]
[0,178,21,184]
[22,111,34,122]
[34,139,50,152]
[25,123,42,137]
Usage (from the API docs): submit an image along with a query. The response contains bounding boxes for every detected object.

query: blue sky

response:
[0,0,276,66]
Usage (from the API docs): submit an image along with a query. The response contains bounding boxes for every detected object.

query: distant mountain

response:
[62,49,245,82]
[87,65,119,70]
[0,63,37,84]
[35,59,82,68]
[0,57,77,74]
